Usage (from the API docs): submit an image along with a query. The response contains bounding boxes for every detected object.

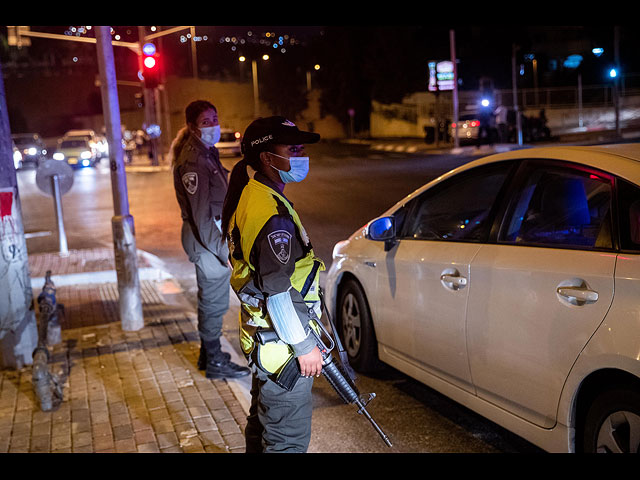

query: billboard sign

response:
[428,60,455,92]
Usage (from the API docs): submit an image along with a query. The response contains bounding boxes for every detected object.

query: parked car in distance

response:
[11,133,47,167]
[450,113,481,143]
[325,143,640,453]
[53,137,98,168]
[63,129,108,159]
[216,128,242,156]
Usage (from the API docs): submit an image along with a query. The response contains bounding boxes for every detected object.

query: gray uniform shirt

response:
[173,134,229,264]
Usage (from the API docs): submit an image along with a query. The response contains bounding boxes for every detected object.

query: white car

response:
[325,143,640,453]
[53,137,98,168]
[216,128,242,156]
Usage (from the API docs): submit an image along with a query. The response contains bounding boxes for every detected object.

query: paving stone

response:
[0,249,250,453]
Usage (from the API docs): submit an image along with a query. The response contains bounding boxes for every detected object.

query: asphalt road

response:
[16,141,545,453]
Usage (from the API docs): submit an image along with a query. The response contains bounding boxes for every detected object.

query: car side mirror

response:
[366,216,396,251]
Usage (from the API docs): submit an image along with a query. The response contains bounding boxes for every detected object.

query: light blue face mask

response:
[269,153,309,183]
[199,125,220,147]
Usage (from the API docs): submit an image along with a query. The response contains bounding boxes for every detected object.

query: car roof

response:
[385,143,640,215]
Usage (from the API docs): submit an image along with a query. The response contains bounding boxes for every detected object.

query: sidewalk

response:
[0,247,251,453]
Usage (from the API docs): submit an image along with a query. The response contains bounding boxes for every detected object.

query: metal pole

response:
[190,26,198,79]
[614,26,621,137]
[578,73,583,129]
[512,43,523,145]
[252,60,260,118]
[450,29,459,150]
[138,26,158,166]
[95,26,144,331]
[50,174,68,256]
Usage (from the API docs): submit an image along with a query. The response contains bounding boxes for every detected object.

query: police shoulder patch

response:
[267,230,292,264]
[182,172,198,195]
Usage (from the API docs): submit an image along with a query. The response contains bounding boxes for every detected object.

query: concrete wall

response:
[371,91,640,138]
[4,72,345,144]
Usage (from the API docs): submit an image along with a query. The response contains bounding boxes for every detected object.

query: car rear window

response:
[500,165,613,249]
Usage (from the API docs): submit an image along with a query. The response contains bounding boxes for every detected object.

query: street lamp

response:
[240,54,269,118]
[306,64,320,91]
[608,65,620,136]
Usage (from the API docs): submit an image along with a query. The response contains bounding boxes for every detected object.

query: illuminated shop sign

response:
[428,60,455,92]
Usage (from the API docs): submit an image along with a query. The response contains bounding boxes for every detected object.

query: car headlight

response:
[332,240,350,260]
[80,150,92,159]
[27,147,37,156]
[53,152,65,161]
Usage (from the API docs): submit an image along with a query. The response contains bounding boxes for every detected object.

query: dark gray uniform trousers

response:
[182,221,231,346]
[193,247,231,344]
[244,364,314,453]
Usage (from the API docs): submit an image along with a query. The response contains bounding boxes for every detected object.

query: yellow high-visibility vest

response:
[228,179,324,374]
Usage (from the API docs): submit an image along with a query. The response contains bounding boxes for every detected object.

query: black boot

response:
[203,339,250,379]
[197,344,207,370]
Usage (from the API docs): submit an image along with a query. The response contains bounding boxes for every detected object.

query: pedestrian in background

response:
[494,104,508,143]
[170,100,250,380]
[221,116,323,452]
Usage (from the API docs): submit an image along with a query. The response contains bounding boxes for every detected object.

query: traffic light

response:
[142,43,160,89]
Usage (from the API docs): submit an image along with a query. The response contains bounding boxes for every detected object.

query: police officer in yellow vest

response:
[221,116,323,453]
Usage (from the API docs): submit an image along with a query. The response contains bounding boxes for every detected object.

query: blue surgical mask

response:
[199,125,220,147]
[269,153,309,183]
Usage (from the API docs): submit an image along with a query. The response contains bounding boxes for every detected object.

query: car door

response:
[466,160,616,428]
[373,161,515,392]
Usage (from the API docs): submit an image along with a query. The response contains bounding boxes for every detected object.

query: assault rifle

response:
[309,317,393,448]
[255,291,393,448]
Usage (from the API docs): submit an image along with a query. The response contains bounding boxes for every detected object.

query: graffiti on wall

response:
[0,187,30,333]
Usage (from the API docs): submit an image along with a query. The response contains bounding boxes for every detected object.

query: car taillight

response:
[451,123,457,129]
[470,120,480,127]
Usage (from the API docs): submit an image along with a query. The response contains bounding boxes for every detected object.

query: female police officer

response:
[171,100,249,380]
[221,116,323,452]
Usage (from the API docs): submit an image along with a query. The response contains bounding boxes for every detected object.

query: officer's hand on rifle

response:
[298,346,323,377]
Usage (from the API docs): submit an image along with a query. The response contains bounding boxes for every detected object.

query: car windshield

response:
[60,139,90,148]
[14,136,38,147]
[219,132,237,142]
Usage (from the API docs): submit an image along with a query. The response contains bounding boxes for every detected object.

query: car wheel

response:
[583,388,640,453]
[336,278,378,372]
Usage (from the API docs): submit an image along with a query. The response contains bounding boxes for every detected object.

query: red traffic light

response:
[142,52,160,88]
[144,56,156,69]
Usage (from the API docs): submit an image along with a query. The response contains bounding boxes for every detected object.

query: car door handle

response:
[440,273,467,290]
[556,286,599,305]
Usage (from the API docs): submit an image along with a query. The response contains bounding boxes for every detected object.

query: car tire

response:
[582,388,640,453]
[336,278,379,373]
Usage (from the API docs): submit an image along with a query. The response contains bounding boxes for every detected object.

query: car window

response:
[400,162,513,242]
[617,179,640,252]
[219,132,237,142]
[500,164,613,249]
[60,139,90,148]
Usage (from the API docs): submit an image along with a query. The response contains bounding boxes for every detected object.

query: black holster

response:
[254,328,301,392]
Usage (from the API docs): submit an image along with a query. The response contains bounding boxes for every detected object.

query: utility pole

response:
[450,29,459,150]
[614,26,621,138]
[95,26,144,331]
[0,61,38,368]
[138,26,159,166]
[512,43,523,146]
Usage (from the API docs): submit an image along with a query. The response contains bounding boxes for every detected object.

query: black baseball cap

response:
[241,116,320,154]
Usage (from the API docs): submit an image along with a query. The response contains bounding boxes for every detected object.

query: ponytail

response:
[221,159,250,236]
[169,127,191,168]
[221,148,266,236]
